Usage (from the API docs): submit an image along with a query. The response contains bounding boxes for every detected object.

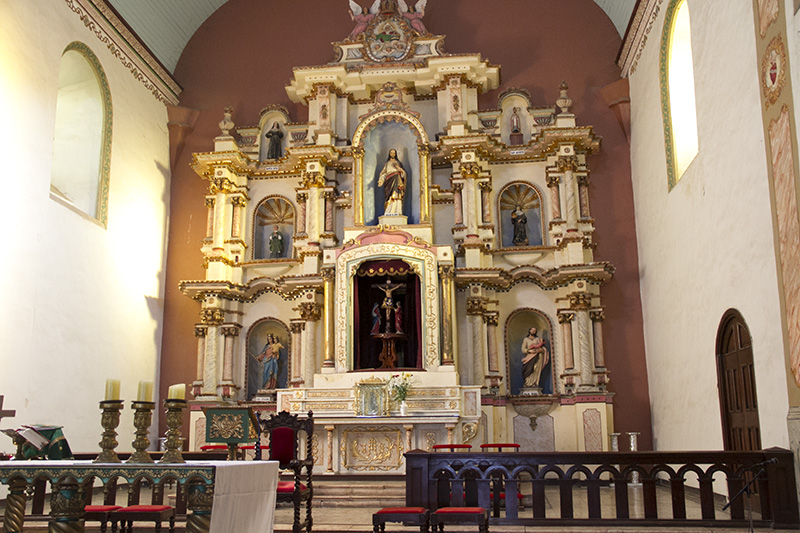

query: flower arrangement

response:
[387,372,413,402]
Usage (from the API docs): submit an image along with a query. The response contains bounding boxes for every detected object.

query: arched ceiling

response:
[108,0,635,74]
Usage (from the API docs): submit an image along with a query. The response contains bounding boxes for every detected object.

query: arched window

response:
[51,42,112,225]
[660,0,698,189]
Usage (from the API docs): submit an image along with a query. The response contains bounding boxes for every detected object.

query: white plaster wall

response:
[0,1,170,454]
[628,0,789,451]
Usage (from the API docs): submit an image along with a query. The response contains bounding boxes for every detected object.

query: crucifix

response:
[371,279,407,368]
[0,396,16,425]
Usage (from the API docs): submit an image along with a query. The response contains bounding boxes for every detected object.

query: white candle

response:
[137,381,154,402]
[104,379,120,401]
[167,383,186,400]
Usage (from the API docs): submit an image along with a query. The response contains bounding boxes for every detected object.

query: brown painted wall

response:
[162,0,652,448]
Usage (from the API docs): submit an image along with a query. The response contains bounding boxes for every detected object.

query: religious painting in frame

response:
[505,309,554,396]
[246,318,290,400]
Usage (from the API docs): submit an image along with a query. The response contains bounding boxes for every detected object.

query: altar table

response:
[0,460,278,533]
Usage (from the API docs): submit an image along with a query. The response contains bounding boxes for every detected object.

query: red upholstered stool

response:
[431,507,488,533]
[479,443,520,452]
[431,444,472,452]
[84,504,122,533]
[373,507,429,533]
[111,504,175,533]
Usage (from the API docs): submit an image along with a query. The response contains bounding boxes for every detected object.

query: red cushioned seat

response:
[277,480,307,492]
[434,507,485,514]
[373,506,429,532]
[84,505,122,533]
[200,444,228,451]
[376,506,427,514]
[85,505,122,512]
[431,506,488,532]
[116,505,173,512]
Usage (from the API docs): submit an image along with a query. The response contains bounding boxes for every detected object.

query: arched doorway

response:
[716,310,761,452]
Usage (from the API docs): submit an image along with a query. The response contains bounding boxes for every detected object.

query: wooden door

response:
[716,310,761,452]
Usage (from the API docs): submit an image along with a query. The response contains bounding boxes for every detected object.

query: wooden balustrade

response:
[404,447,799,529]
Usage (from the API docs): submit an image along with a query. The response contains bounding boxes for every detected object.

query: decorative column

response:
[325,425,335,473]
[546,175,561,220]
[3,478,27,533]
[479,181,492,225]
[590,310,606,368]
[230,197,245,239]
[322,268,335,369]
[50,477,86,532]
[577,174,590,219]
[484,312,500,373]
[439,265,455,366]
[418,144,431,224]
[404,424,414,452]
[199,306,224,398]
[186,479,213,533]
[558,311,576,391]
[219,324,240,398]
[559,155,579,228]
[466,296,487,387]
[192,325,208,397]
[353,146,365,226]
[453,182,465,227]
[296,192,308,236]
[204,197,215,240]
[289,321,305,386]
[323,191,335,233]
[295,302,322,384]
[569,292,594,389]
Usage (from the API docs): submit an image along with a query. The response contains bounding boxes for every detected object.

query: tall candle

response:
[104,379,120,401]
[167,383,186,400]
[137,380,154,402]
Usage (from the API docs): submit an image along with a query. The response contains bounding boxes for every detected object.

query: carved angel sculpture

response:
[398,0,428,35]
[348,0,381,40]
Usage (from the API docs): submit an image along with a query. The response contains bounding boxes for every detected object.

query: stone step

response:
[310,479,406,507]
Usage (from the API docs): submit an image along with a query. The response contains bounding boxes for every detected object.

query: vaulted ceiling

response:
[107,0,635,74]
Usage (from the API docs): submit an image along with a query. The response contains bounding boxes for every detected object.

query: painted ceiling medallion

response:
[364,15,414,62]
[761,35,786,107]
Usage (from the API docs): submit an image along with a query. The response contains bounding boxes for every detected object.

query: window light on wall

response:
[660,0,699,189]
[50,42,112,226]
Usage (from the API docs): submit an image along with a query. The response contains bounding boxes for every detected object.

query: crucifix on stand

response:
[371,279,406,368]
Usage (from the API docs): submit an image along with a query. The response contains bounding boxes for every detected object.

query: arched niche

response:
[252,196,295,260]
[352,108,431,226]
[51,42,112,226]
[498,89,532,145]
[258,105,290,162]
[505,308,555,396]
[335,233,440,372]
[245,318,290,400]
[498,182,545,248]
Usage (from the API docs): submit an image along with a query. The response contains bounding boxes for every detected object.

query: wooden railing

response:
[404,447,799,529]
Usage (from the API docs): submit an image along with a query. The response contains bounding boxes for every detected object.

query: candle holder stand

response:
[95,400,124,463]
[127,401,155,463]
[159,399,187,463]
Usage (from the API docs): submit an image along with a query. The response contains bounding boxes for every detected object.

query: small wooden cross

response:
[0,396,16,424]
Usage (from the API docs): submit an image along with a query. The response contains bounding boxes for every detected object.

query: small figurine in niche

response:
[377,149,407,216]
[265,122,284,160]
[521,327,549,388]
[394,301,403,334]
[510,107,522,133]
[511,206,528,245]
[348,0,379,40]
[370,303,382,334]
[257,334,283,390]
[398,0,429,35]
[268,225,284,258]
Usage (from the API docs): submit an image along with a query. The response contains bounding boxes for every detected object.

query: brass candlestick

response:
[127,401,155,463]
[95,400,124,463]
[159,398,187,463]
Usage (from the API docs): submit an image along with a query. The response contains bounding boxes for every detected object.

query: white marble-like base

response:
[787,406,800,505]
[520,386,543,396]
[378,214,408,226]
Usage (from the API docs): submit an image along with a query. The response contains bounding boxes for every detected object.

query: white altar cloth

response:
[208,460,279,533]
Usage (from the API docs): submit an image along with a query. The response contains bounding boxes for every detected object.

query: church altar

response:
[181,0,615,473]
[0,460,278,533]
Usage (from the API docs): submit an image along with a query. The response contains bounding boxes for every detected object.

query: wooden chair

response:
[110,477,176,533]
[259,410,314,533]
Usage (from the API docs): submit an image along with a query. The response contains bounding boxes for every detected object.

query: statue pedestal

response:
[378,214,408,226]
[509,132,524,145]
